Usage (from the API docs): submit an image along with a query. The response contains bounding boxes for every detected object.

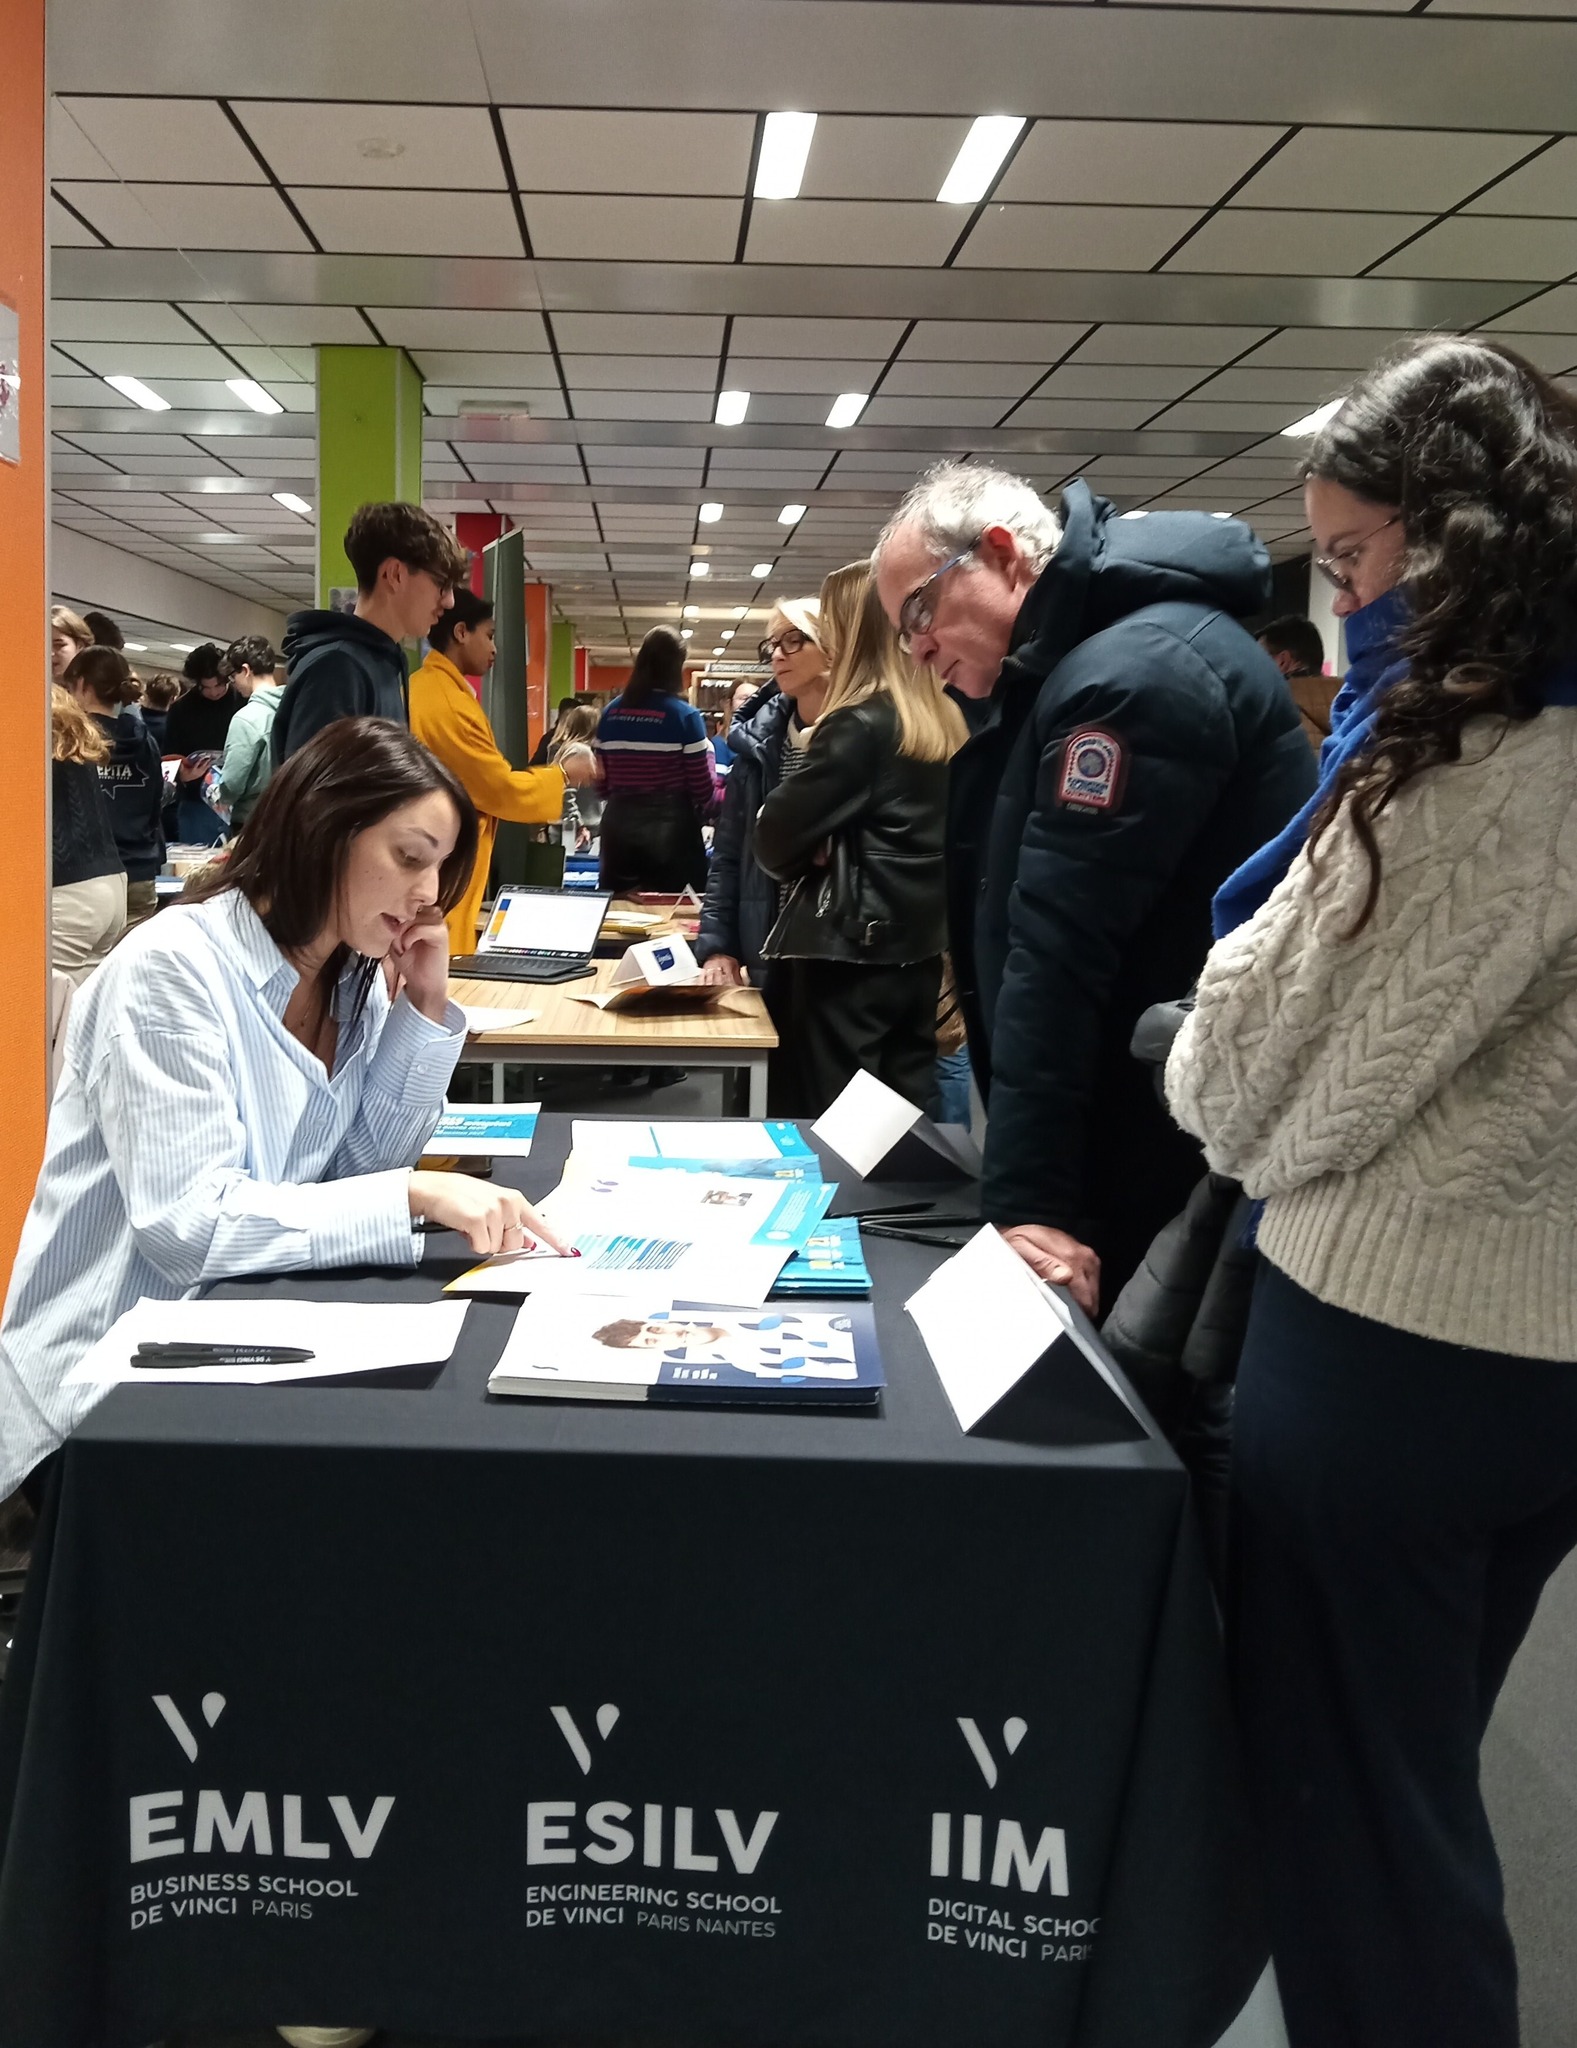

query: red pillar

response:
[455,512,510,596]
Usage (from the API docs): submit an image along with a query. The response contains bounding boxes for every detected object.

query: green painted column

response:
[549,617,576,706]
[314,347,424,605]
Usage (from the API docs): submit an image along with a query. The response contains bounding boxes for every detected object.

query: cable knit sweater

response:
[1166,708,1577,1362]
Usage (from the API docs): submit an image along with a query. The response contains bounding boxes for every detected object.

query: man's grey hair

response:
[874,460,1063,578]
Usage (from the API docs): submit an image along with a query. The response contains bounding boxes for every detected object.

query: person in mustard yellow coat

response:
[409,589,596,955]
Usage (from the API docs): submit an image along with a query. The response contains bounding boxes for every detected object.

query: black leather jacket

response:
[753,694,948,967]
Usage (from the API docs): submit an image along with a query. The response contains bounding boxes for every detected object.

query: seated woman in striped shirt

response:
[0,718,562,1507]
[595,626,719,894]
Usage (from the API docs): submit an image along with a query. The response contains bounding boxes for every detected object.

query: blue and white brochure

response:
[487,1296,884,1407]
[772,1216,873,1297]
[570,1118,818,1178]
[429,1102,541,1157]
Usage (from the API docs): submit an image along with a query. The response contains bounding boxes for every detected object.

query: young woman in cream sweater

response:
[1167,337,1577,2048]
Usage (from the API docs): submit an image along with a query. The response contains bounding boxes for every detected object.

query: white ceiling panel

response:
[502,109,754,196]
[1151,399,1313,431]
[225,344,314,381]
[1374,215,1577,281]
[57,180,310,250]
[49,195,102,246]
[1169,208,1429,275]
[59,339,236,378]
[1483,286,1577,332]
[725,355,889,394]
[1234,128,1537,215]
[293,188,522,258]
[860,397,1015,428]
[52,299,194,342]
[49,100,114,179]
[903,320,1089,362]
[999,121,1282,206]
[1243,326,1421,368]
[746,200,960,268]
[880,360,1039,398]
[421,386,568,417]
[1474,331,1577,372]
[1007,397,1159,430]
[960,205,1202,271]
[1070,323,1274,364]
[189,303,373,346]
[1038,363,1209,401]
[1193,366,1347,403]
[240,102,505,188]
[524,194,738,262]
[549,312,726,354]
[572,393,714,422]
[410,350,559,385]
[56,97,265,182]
[561,354,719,392]
[797,115,974,201]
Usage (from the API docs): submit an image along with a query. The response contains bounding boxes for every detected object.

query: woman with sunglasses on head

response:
[1167,337,1577,2048]
[753,562,967,1115]
[695,598,827,993]
[595,626,718,895]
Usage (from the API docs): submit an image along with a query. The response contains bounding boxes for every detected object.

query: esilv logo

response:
[527,1701,778,1875]
[930,1715,1069,1896]
[130,1689,396,1866]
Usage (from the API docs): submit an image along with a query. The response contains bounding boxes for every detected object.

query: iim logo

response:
[930,1715,1069,1896]
[528,1702,778,1875]
[129,1690,396,1867]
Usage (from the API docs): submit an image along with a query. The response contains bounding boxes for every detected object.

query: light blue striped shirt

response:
[0,887,465,1495]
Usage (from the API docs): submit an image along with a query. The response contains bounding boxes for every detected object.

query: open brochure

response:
[569,934,729,1013]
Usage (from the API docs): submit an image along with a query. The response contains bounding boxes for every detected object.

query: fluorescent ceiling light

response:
[226,377,284,415]
[721,629,735,640]
[679,629,693,640]
[937,115,1026,204]
[732,606,749,618]
[122,642,147,651]
[715,390,750,426]
[712,645,725,654]
[273,491,312,516]
[683,604,702,618]
[698,501,724,523]
[755,111,817,200]
[104,373,169,411]
[779,504,806,525]
[171,642,197,652]
[690,560,710,577]
[751,564,774,580]
[826,392,868,429]
[1281,398,1343,438]
[196,532,247,544]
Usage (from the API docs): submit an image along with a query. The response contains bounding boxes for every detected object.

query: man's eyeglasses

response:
[898,544,978,647]
[758,627,813,664]
[1313,516,1401,594]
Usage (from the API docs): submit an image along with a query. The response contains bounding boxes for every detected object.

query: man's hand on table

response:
[698,954,746,987]
[999,1224,1102,1317]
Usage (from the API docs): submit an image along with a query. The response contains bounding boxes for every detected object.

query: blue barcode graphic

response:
[578,1234,690,1272]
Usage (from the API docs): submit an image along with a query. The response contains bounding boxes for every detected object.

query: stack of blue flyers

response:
[771,1216,872,1297]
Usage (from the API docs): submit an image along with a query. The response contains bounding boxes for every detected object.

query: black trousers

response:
[1231,1261,1577,2048]
[769,956,940,1118]
[598,792,708,895]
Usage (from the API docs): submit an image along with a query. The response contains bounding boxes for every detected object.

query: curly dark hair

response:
[343,501,468,594]
[1304,336,1577,933]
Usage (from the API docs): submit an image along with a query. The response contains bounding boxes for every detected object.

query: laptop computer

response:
[451,887,613,984]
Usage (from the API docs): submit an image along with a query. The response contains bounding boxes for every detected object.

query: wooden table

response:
[450,960,777,1113]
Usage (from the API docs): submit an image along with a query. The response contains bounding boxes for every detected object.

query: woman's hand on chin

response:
[387,907,451,1021]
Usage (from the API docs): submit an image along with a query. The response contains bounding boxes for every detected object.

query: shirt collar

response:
[208,886,370,1032]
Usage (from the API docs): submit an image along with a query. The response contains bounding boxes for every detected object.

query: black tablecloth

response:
[0,1118,1265,2047]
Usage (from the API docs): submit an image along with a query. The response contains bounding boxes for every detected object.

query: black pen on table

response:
[131,1342,316,1369]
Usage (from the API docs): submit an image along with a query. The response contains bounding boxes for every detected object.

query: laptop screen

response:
[481,888,612,955]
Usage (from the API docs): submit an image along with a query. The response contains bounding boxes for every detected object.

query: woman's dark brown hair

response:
[187,717,478,1019]
[63,645,139,708]
[618,627,686,710]
[1304,336,1577,931]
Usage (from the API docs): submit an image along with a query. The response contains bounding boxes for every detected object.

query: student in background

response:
[696,600,827,995]
[218,642,287,835]
[531,694,577,765]
[163,644,243,845]
[409,587,591,956]
[0,718,566,1514]
[138,672,180,751]
[49,685,125,986]
[596,628,718,894]
[82,610,124,649]
[273,503,467,765]
[50,607,92,684]
[755,564,964,1114]
[550,700,602,852]
[64,647,164,930]
[1257,613,1337,751]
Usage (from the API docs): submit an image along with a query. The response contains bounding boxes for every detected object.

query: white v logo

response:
[550,1702,620,1775]
[957,1715,1028,1788]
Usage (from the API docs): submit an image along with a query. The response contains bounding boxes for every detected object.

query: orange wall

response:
[524,583,550,752]
[586,663,633,696]
[0,3,48,1283]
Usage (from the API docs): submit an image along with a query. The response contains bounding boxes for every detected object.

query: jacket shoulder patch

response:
[1057,728,1127,813]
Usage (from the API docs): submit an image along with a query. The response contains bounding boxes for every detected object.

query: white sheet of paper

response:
[460,1005,537,1035]
[62,1298,471,1389]
[905,1226,1151,1433]
[811,1068,922,1178]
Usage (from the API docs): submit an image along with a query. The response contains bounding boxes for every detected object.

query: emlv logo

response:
[930,1716,1069,1896]
[130,1691,396,1866]
[529,1702,778,1876]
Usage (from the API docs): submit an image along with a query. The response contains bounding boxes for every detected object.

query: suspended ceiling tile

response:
[797,115,974,202]
[729,316,909,358]
[1151,399,1313,430]
[550,312,726,355]
[725,355,889,395]
[292,187,522,258]
[1374,215,1577,280]
[746,199,960,268]
[422,385,568,417]
[1472,330,1577,372]
[1169,208,1431,275]
[999,121,1283,207]
[240,102,505,189]
[1244,326,1416,368]
[866,360,1027,399]
[1192,365,1349,403]
[49,195,101,246]
[49,99,116,179]
[57,180,310,250]
[226,343,315,381]
[902,319,1090,362]
[1006,397,1159,430]
[1037,362,1209,401]
[1483,285,1577,331]
[502,109,755,196]
[1235,128,1537,215]
[192,434,315,461]
[1069,323,1274,365]
[524,194,739,263]
[960,204,1203,271]
[560,354,719,392]
[860,396,1013,428]
[375,306,551,351]
[55,97,265,182]
[571,393,714,422]
[62,339,236,379]
[409,350,560,386]
[189,303,373,346]
[52,299,196,343]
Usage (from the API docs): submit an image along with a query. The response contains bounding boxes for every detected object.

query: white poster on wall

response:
[0,296,19,466]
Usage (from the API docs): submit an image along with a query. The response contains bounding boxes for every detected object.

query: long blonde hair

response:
[814,561,967,765]
[51,684,109,765]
